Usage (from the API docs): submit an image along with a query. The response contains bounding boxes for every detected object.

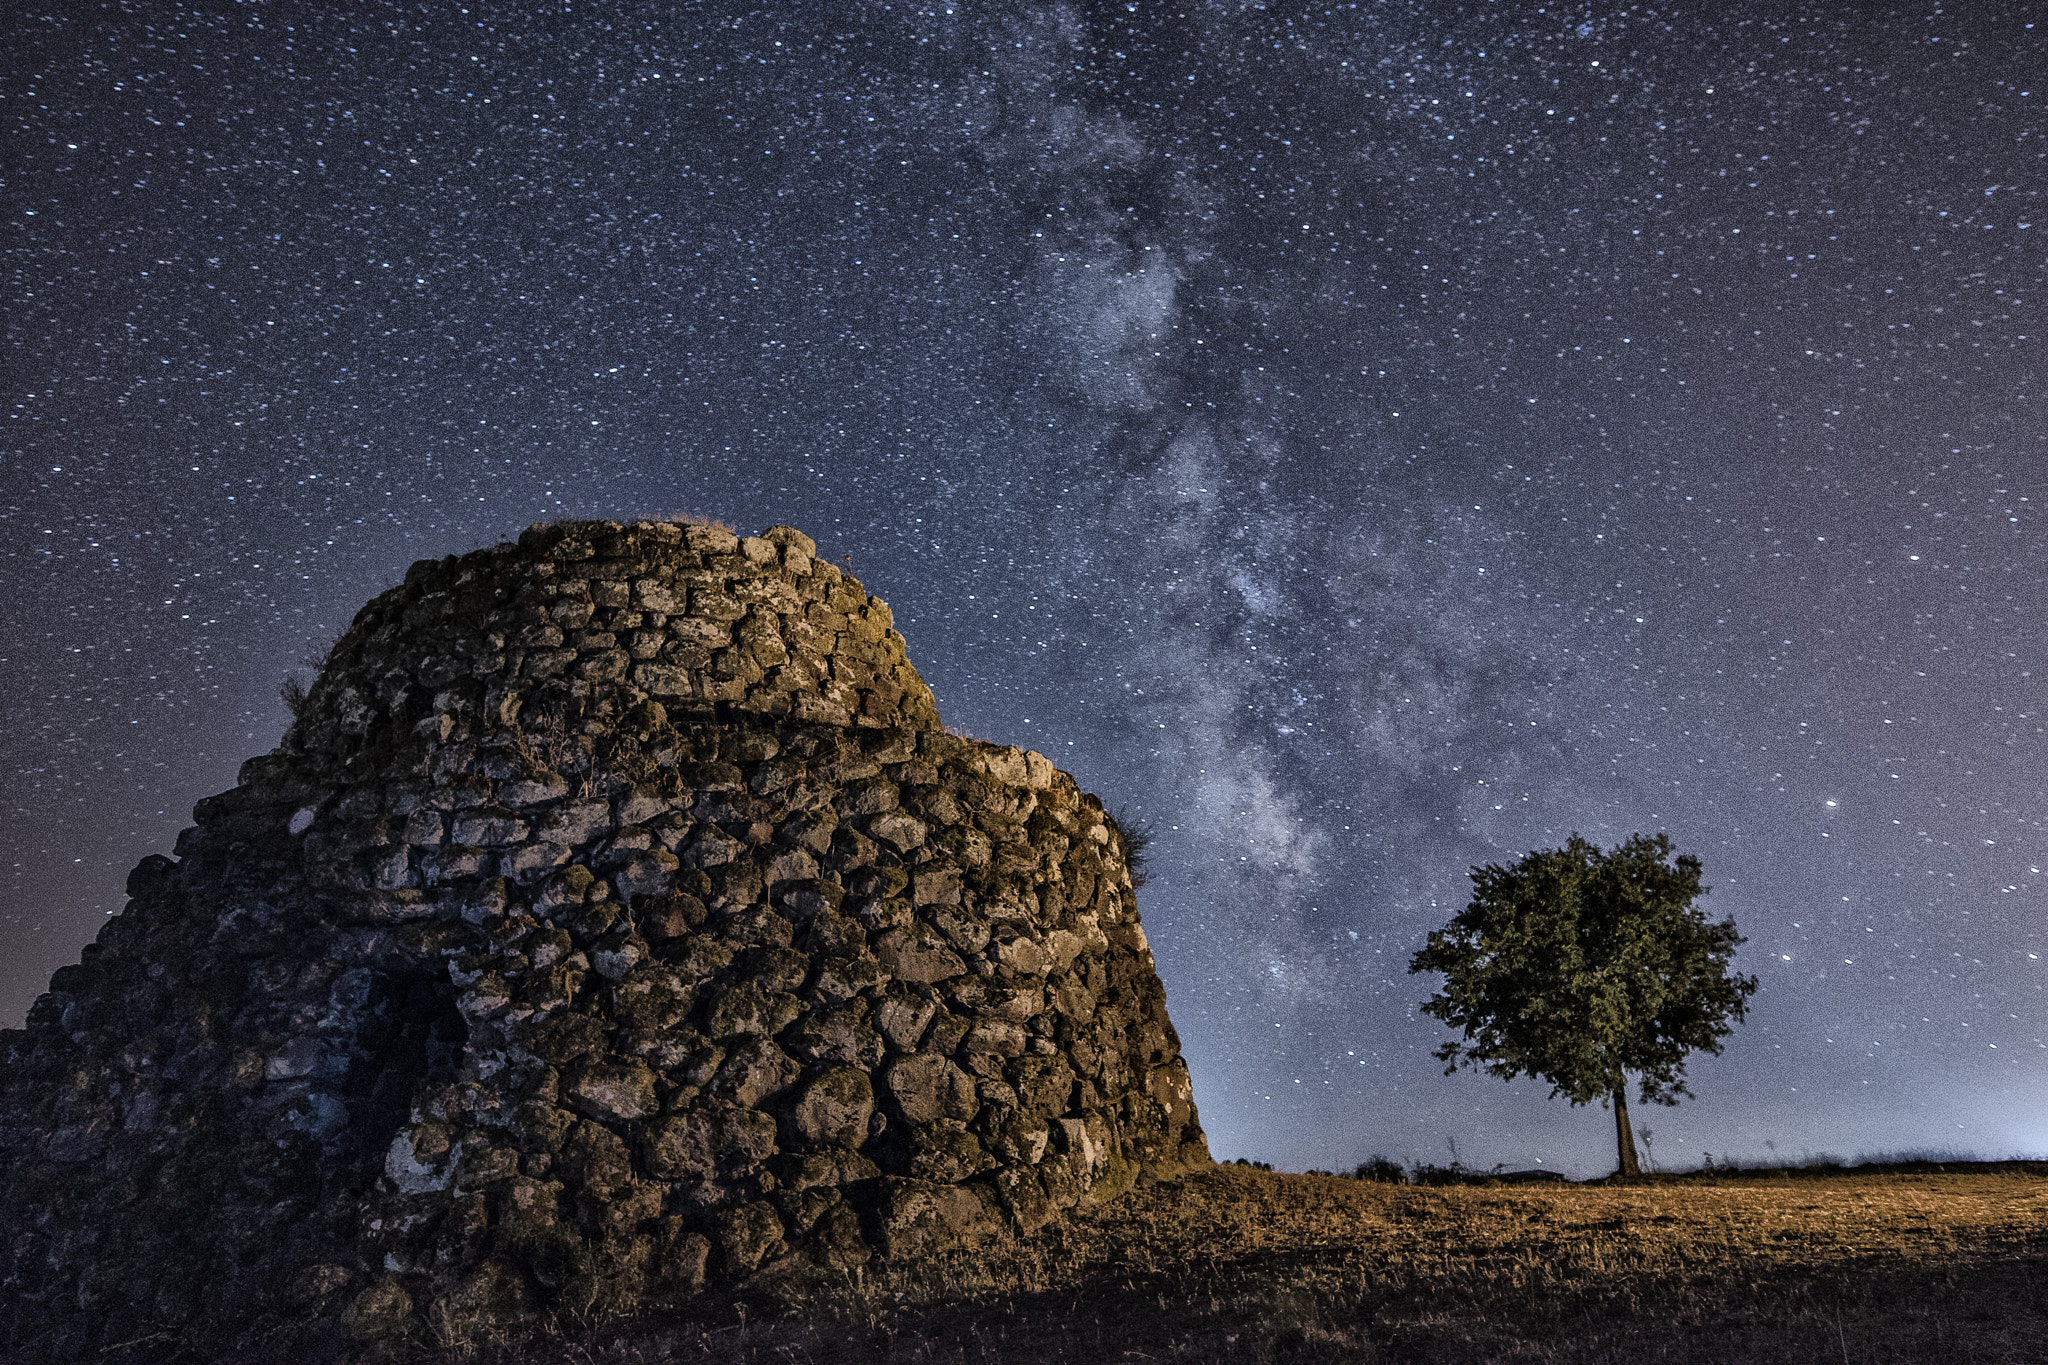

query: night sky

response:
[5,1,2043,1178]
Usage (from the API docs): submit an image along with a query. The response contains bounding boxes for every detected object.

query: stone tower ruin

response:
[0,520,1208,1358]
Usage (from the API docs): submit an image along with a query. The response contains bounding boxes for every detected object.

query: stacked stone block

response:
[0,520,1208,1359]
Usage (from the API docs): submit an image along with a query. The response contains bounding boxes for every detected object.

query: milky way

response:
[5,2,2042,1176]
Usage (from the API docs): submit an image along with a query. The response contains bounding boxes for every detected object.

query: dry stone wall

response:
[0,520,1208,1360]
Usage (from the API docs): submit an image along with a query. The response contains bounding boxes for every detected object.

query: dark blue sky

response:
[4,1,2042,1176]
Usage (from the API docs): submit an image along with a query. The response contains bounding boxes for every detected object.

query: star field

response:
[3,1,2043,1176]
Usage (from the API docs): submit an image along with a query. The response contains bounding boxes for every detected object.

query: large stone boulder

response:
[0,520,1208,1359]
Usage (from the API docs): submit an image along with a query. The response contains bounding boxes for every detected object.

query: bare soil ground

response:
[421,1162,2048,1364]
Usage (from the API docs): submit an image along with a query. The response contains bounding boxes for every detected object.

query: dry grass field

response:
[419,1160,2048,1365]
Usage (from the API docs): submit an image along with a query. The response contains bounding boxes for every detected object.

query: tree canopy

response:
[1408,833,1758,1176]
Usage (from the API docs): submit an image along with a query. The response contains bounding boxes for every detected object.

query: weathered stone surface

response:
[785,1066,875,1150]
[0,519,1208,1361]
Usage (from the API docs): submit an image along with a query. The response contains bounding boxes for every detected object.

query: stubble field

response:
[396,1159,2048,1365]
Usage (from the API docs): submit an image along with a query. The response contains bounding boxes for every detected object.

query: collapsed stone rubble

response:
[0,519,1208,1358]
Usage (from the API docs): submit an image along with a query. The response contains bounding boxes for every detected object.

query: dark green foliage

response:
[1409,1163,1484,1187]
[1353,1155,1407,1183]
[1106,808,1151,888]
[1409,832,1757,1119]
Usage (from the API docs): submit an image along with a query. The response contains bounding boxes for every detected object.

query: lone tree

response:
[1408,833,1758,1177]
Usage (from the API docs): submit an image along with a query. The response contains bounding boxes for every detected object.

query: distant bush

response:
[1230,1157,1275,1172]
[1622,1149,2048,1183]
[1353,1156,1407,1184]
[1410,1163,1478,1187]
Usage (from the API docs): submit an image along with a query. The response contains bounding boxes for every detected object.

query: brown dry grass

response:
[425,1163,2048,1364]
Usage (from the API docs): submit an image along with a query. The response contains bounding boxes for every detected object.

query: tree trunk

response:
[1612,1083,1643,1178]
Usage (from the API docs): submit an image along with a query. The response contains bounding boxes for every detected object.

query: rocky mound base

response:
[0,520,1207,1359]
